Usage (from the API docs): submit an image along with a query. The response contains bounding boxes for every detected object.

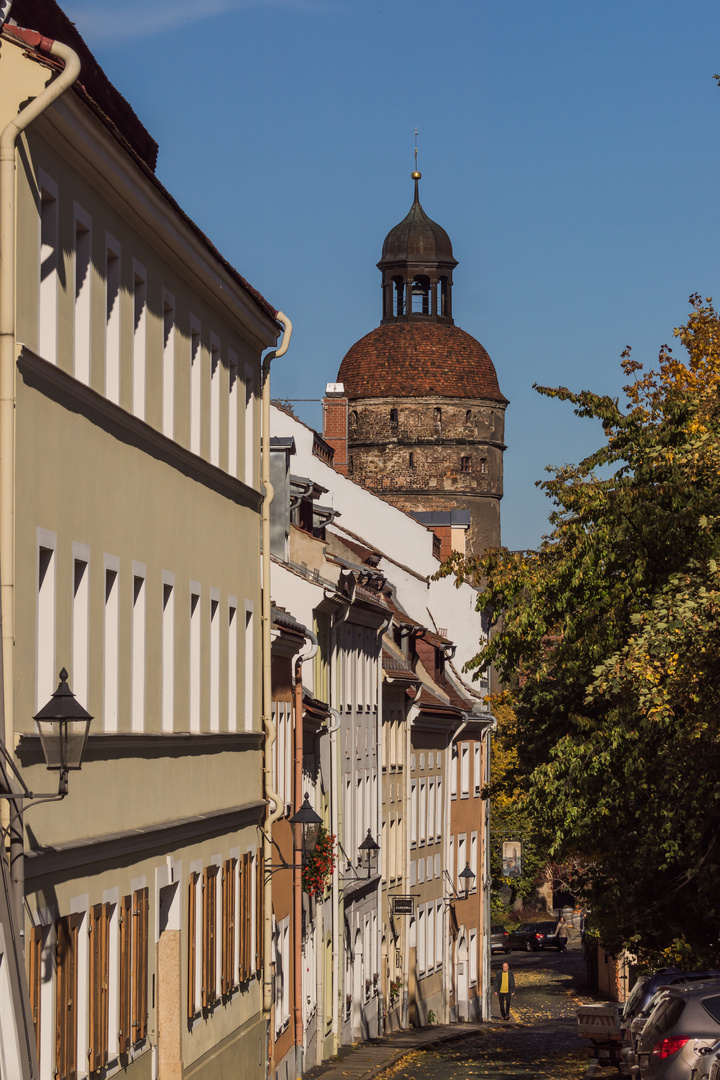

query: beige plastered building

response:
[1,3,284,1078]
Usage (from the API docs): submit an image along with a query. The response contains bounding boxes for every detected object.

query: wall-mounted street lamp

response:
[358,829,380,879]
[290,793,323,864]
[0,668,93,803]
[458,861,476,900]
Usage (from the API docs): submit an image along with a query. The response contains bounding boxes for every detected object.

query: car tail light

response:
[652,1037,689,1059]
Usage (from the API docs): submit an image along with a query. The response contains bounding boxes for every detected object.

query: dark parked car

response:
[491,924,510,954]
[507,921,562,951]
[634,981,720,1079]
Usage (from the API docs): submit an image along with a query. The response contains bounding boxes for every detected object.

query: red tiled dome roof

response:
[337,321,507,403]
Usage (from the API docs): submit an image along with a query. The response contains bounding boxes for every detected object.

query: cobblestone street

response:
[384,949,594,1080]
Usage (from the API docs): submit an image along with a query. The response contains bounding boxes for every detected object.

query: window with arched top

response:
[409,452,415,468]
[465,409,472,426]
[411,275,430,315]
[434,407,442,435]
[349,409,358,433]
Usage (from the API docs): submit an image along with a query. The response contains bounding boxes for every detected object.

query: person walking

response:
[493,961,516,1020]
[555,915,569,951]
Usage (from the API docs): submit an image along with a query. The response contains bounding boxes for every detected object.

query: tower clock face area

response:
[333,173,508,558]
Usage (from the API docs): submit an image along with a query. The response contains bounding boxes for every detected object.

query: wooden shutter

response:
[221,859,236,996]
[255,850,264,972]
[237,858,245,983]
[202,866,218,1008]
[88,904,109,1071]
[187,873,197,1019]
[56,914,80,1080]
[132,888,149,1041]
[28,924,42,1065]
[118,895,132,1054]
[242,853,252,978]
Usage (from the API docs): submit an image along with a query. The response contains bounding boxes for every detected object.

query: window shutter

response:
[118,895,132,1054]
[132,888,149,1041]
[28,924,42,1065]
[243,853,252,977]
[187,873,197,1019]
[255,850,264,972]
[221,859,236,995]
[237,858,245,984]
[55,914,80,1080]
[202,866,218,1008]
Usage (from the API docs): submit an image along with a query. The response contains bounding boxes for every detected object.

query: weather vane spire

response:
[412,126,421,200]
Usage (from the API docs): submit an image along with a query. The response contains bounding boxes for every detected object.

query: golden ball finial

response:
[411,171,422,180]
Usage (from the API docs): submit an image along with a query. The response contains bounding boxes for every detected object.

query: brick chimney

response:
[322,383,348,476]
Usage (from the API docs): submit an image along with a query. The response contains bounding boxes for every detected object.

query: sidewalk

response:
[303,1022,486,1080]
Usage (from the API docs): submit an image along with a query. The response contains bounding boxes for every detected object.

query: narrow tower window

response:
[389,408,398,425]
[461,456,471,473]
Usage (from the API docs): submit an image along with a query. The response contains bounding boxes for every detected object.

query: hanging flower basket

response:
[302,825,336,897]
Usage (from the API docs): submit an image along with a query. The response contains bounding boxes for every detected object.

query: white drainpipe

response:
[261,314,292,1034]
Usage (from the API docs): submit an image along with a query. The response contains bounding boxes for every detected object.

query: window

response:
[162,291,175,438]
[244,604,254,730]
[469,928,478,986]
[474,744,481,795]
[162,574,174,732]
[461,455,471,473]
[417,858,424,884]
[202,866,218,1007]
[480,458,487,474]
[457,834,467,890]
[209,591,220,732]
[132,262,147,419]
[72,546,89,709]
[55,914,81,1080]
[417,906,426,975]
[221,858,237,996]
[190,317,202,454]
[132,888,149,1041]
[426,903,435,970]
[274,915,290,1033]
[105,235,121,403]
[435,902,444,970]
[210,334,220,467]
[461,743,470,797]
[228,601,237,731]
[434,406,442,434]
[38,173,58,365]
[418,779,426,845]
[450,744,458,798]
[28,925,43,1065]
[89,903,110,1072]
[103,557,120,732]
[409,451,414,468]
[74,205,92,384]
[189,585,201,732]
[427,779,435,843]
[436,777,443,841]
[131,566,146,732]
[470,831,478,893]
[244,365,254,487]
[390,408,398,425]
[36,531,56,710]
[228,349,238,476]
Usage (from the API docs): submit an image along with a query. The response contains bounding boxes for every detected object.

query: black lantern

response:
[358,829,380,879]
[289,793,322,863]
[458,861,476,899]
[33,668,93,794]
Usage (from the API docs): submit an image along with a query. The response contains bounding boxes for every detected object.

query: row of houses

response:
[0,3,495,1078]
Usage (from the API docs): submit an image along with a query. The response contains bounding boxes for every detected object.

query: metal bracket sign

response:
[392,896,415,916]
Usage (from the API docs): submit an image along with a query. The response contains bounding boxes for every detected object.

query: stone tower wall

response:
[346,396,506,554]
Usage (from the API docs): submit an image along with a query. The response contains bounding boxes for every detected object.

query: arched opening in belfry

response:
[411,275,430,315]
[437,276,449,317]
[393,277,405,317]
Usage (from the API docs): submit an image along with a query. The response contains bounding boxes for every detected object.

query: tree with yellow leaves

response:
[440,296,720,965]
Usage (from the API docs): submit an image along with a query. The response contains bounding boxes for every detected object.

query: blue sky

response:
[64,0,720,550]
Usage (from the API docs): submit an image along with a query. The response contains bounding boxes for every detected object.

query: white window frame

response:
[162,289,175,438]
[228,348,238,477]
[105,233,121,403]
[244,364,254,487]
[162,571,175,732]
[72,542,90,709]
[132,260,147,419]
[469,927,478,986]
[470,831,478,894]
[450,744,458,799]
[103,554,120,732]
[38,171,58,365]
[461,742,470,798]
[189,582,201,733]
[417,905,426,976]
[190,316,202,455]
[418,779,426,846]
[73,203,92,385]
[209,588,220,732]
[244,602,254,731]
[209,333,221,467]
[36,528,57,712]
[131,562,146,733]
[227,597,237,732]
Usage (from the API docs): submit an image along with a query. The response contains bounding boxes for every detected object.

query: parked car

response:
[491,924,511,954]
[507,921,563,951]
[620,972,720,1076]
[634,981,720,1079]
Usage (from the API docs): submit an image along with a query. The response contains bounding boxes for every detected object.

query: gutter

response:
[260,314,292,1033]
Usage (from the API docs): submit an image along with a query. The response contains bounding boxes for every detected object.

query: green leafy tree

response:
[441,296,720,966]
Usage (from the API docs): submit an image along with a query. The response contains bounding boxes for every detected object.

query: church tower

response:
[324,173,507,557]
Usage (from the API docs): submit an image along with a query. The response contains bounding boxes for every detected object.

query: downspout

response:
[481,714,496,1022]
[444,711,468,1024]
[261,314,292,1038]
[0,23,81,950]
[292,630,317,1080]
[326,705,341,1054]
